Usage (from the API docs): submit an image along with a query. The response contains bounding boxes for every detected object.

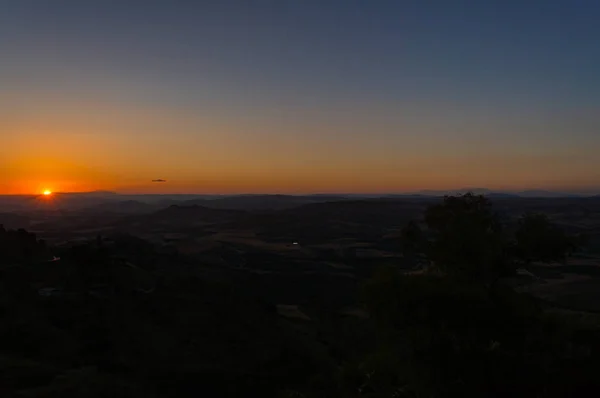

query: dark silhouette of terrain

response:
[138,205,246,228]
[2,193,600,396]
[0,213,30,229]
[3,189,597,213]
[181,194,351,211]
[82,200,156,214]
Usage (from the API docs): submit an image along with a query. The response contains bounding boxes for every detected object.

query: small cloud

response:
[152,179,167,183]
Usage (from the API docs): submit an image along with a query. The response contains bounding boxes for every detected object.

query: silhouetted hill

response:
[517,190,582,198]
[144,205,246,225]
[414,189,584,198]
[487,192,521,198]
[0,195,40,211]
[227,199,433,244]
[182,194,349,211]
[417,188,493,196]
[31,194,121,210]
[82,200,157,214]
[281,199,431,222]
[0,213,30,229]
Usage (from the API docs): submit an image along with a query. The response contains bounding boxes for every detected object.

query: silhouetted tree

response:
[399,220,426,265]
[424,193,511,282]
[515,213,578,265]
[356,265,599,398]
[0,226,48,266]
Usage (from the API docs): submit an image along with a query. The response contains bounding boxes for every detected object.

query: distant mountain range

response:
[411,189,589,198]
[2,189,599,214]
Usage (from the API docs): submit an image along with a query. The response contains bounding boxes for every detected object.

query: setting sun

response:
[43,190,52,196]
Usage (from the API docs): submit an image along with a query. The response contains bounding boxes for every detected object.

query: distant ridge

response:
[181,194,349,211]
[516,190,582,198]
[411,188,585,198]
[487,192,521,198]
[83,200,156,214]
[146,204,245,224]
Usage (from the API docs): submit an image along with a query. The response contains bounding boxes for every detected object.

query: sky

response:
[1,0,599,194]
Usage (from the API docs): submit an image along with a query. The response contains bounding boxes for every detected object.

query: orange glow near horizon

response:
[2,100,599,195]
[2,3,600,199]
[2,161,600,196]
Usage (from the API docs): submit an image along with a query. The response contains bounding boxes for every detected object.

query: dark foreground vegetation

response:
[1,194,600,397]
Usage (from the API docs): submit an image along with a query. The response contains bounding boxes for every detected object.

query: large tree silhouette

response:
[514,212,579,265]
[424,193,510,282]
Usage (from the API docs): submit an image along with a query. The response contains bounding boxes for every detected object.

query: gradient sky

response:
[2,0,599,194]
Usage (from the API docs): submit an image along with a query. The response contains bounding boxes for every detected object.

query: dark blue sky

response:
[2,0,599,193]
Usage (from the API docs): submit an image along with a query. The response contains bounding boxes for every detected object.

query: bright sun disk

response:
[43,190,52,196]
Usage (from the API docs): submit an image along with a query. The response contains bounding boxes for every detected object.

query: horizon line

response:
[2,189,599,197]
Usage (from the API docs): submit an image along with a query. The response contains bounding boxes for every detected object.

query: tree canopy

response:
[398,193,583,282]
[423,193,510,281]
[514,212,580,264]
